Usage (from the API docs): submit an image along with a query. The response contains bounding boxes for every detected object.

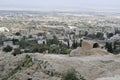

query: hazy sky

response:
[0,0,119,11]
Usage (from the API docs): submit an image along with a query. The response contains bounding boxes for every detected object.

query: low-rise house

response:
[37,39,46,45]
[37,32,46,40]
[0,27,9,32]
[38,36,44,40]
[6,35,14,39]
[27,35,37,41]
[6,34,22,41]
[3,40,13,46]
[31,34,38,39]
[59,39,68,46]
[46,34,53,39]
[13,35,22,40]
[110,34,120,40]
[59,39,73,48]
[3,40,19,49]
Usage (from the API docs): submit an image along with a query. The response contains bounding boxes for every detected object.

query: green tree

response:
[3,45,13,52]
[107,43,113,53]
[15,32,21,36]
[107,33,114,38]
[60,47,69,54]
[67,40,70,48]
[0,39,3,46]
[47,37,59,46]
[12,38,19,45]
[96,32,104,40]
[38,45,49,53]
[19,39,27,49]
[72,40,78,49]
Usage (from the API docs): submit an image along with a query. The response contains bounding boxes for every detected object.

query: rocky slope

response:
[0,53,120,80]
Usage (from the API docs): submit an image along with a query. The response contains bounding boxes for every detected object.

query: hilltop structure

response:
[70,40,109,57]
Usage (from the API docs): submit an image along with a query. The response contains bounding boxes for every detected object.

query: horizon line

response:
[0,8,119,13]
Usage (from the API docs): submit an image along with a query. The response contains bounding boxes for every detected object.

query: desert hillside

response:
[0,53,120,80]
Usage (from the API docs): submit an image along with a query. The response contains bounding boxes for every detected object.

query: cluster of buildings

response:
[0,11,120,54]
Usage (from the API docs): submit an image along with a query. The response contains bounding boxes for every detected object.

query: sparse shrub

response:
[0,39,3,46]
[22,55,32,67]
[47,36,59,45]
[62,68,86,80]
[107,33,114,38]
[28,78,32,80]
[12,38,19,45]
[96,32,104,40]
[19,39,27,49]
[15,32,21,36]
[60,47,70,54]
[106,42,113,53]
[49,44,59,54]
[72,39,79,49]
[38,45,49,53]
[12,48,22,56]
[3,45,13,52]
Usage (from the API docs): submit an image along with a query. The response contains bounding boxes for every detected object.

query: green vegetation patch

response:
[62,68,86,80]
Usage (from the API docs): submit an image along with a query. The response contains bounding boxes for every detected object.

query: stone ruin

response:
[70,40,109,57]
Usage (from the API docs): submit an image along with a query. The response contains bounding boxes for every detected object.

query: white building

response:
[37,39,46,45]
[110,34,120,40]
[0,27,9,32]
